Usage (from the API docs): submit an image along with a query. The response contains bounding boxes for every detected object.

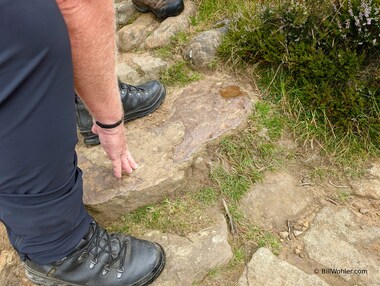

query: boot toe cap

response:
[122,238,165,285]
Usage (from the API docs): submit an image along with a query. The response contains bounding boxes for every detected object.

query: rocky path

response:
[1,1,380,285]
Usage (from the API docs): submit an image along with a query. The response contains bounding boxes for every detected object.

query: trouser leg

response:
[0,0,92,264]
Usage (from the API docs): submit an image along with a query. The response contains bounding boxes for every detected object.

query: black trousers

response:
[0,0,91,264]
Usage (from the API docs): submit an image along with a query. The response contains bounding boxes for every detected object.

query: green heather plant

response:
[220,0,380,150]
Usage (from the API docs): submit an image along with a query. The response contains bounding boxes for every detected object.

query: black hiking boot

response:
[132,0,184,19]
[75,80,166,146]
[24,221,165,286]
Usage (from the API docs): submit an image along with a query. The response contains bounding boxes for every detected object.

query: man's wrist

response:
[90,101,124,127]
[95,118,123,129]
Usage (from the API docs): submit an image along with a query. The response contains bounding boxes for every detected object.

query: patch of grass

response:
[228,245,246,269]
[154,45,173,60]
[233,213,281,255]
[309,167,331,180]
[206,267,220,279]
[257,233,281,255]
[253,101,286,141]
[207,103,290,260]
[171,31,190,47]
[160,61,203,87]
[227,204,246,224]
[193,187,218,204]
[116,197,212,236]
[153,31,191,61]
[257,143,277,159]
[194,265,230,286]
[211,166,250,202]
[189,15,198,26]
[194,0,246,29]
[336,190,352,203]
[213,102,288,199]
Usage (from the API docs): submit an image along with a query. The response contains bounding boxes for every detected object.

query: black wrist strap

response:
[95,118,123,129]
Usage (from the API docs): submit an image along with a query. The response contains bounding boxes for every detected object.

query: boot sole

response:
[82,84,166,147]
[133,2,184,19]
[82,134,101,147]
[24,243,166,286]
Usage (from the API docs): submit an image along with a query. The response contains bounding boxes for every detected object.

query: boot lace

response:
[79,223,129,279]
[119,82,147,97]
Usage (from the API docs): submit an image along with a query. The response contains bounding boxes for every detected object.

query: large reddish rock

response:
[76,74,256,223]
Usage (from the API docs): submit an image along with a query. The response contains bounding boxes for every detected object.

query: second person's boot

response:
[132,0,184,19]
[75,80,166,146]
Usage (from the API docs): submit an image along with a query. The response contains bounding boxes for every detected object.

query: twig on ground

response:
[222,198,236,235]
[300,182,313,186]
[183,235,194,243]
[287,220,292,240]
[325,197,339,205]
[328,180,349,189]
[195,226,214,235]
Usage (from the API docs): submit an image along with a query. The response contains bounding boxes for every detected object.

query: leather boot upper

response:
[25,221,165,286]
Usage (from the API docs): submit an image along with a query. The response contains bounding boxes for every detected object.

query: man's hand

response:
[92,124,137,178]
[57,0,135,178]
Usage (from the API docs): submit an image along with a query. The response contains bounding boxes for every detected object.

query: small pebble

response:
[299,253,305,258]
[294,230,303,237]
[279,231,289,239]
[294,249,301,255]
[359,208,370,214]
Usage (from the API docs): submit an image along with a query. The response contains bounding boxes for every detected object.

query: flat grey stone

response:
[144,1,197,49]
[116,61,140,84]
[116,53,168,84]
[131,53,168,84]
[77,75,256,223]
[238,248,330,286]
[303,207,380,285]
[117,13,160,52]
[116,53,168,85]
[241,172,316,229]
[351,160,380,199]
[149,214,233,285]
[183,26,228,69]
[115,1,139,28]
